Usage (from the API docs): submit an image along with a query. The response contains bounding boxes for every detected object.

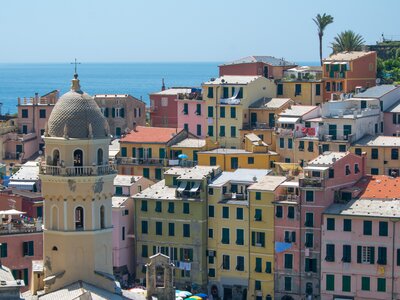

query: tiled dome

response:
[47,75,108,139]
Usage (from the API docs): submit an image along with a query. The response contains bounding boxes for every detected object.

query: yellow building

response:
[203,75,277,149]
[197,133,279,171]
[35,74,118,295]
[133,165,221,291]
[247,175,287,300]
[350,135,400,175]
[207,169,271,299]
[117,126,209,181]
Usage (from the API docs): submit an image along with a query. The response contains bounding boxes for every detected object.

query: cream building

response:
[32,74,120,297]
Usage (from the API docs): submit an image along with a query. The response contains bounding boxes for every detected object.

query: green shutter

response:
[23,268,29,285]
[112,108,116,117]
[326,274,334,291]
[255,257,262,272]
[357,246,362,263]
[260,233,265,247]
[361,277,370,291]
[132,147,136,157]
[370,247,375,265]
[251,231,255,246]
[230,107,236,118]
[138,148,144,158]
[342,275,351,292]
[143,168,150,178]
[377,278,386,292]
[159,148,166,159]
[265,261,271,273]
[121,147,127,157]
[120,108,125,118]
[147,148,152,158]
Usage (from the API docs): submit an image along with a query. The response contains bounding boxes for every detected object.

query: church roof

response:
[47,74,108,139]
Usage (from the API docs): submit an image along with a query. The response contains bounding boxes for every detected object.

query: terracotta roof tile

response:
[120,126,183,143]
[355,175,400,199]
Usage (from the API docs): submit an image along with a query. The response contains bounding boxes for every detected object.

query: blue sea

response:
[0,61,318,114]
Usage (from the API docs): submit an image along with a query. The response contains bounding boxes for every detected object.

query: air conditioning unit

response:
[208,250,216,257]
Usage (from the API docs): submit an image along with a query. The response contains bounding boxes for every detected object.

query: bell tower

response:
[39,73,118,293]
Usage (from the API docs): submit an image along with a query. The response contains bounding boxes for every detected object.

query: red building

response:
[322,51,377,101]
[219,55,297,79]
[0,189,43,219]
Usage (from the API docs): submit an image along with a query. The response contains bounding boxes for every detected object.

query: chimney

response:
[35,93,39,105]
[161,78,166,91]
[132,121,137,132]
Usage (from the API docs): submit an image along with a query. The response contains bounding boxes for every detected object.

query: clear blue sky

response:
[1,0,398,63]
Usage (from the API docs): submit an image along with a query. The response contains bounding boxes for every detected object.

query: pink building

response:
[149,83,192,128]
[385,100,400,136]
[3,91,58,161]
[0,216,43,292]
[321,175,400,300]
[112,175,153,286]
[219,56,297,79]
[176,89,205,137]
[274,152,365,299]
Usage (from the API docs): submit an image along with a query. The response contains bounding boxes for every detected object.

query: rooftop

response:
[356,85,399,99]
[308,151,348,166]
[324,51,375,62]
[109,138,120,158]
[355,175,400,199]
[209,169,271,187]
[248,175,287,191]
[385,99,400,113]
[176,165,218,180]
[220,55,296,67]
[120,126,183,143]
[94,94,142,102]
[324,198,400,218]
[10,161,39,181]
[199,148,251,155]
[279,105,318,117]
[112,196,129,208]
[249,97,292,109]
[114,175,142,187]
[171,138,206,148]
[245,133,268,147]
[133,180,176,200]
[151,88,192,96]
[204,75,260,85]
[354,135,400,147]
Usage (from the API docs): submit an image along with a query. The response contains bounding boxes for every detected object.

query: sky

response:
[0,0,398,63]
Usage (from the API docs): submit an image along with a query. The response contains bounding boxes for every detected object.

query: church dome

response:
[47,74,108,139]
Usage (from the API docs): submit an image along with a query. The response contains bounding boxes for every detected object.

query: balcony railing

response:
[116,157,197,168]
[0,222,42,235]
[276,194,299,202]
[40,164,117,176]
[177,92,203,100]
[242,122,274,130]
[299,177,325,188]
[222,193,247,201]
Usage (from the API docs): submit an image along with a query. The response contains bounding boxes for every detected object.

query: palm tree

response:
[331,30,365,53]
[313,13,334,66]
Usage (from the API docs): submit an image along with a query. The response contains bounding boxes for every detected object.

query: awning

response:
[177,181,187,193]
[8,181,36,190]
[323,62,331,64]
[303,166,329,171]
[278,117,299,124]
[0,209,26,215]
[190,181,201,193]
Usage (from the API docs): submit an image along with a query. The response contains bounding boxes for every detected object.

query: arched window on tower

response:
[75,207,84,230]
[97,148,103,165]
[100,205,105,229]
[73,149,83,167]
[53,149,60,166]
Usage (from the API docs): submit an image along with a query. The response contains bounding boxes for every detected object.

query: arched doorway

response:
[53,149,60,166]
[75,207,84,230]
[97,148,103,165]
[73,149,83,166]
[100,205,105,229]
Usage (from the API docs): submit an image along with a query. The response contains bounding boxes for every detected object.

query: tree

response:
[331,30,365,53]
[313,13,334,66]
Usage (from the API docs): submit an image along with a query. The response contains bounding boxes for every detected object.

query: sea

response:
[0,61,318,114]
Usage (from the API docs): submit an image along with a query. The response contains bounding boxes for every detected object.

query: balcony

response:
[299,177,325,188]
[242,122,274,130]
[276,194,299,203]
[0,220,42,235]
[40,164,117,176]
[319,133,355,143]
[221,192,247,202]
[177,92,203,101]
[117,157,197,168]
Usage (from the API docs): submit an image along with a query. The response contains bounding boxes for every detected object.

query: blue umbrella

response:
[178,154,188,159]
[194,293,208,299]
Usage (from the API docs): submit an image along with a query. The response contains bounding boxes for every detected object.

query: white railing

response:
[40,164,116,176]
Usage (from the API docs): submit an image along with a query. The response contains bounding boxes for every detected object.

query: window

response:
[207,87,214,98]
[326,274,334,291]
[222,255,230,270]
[183,224,190,237]
[342,245,351,263]
[183,103,188,114]
[0,243,7,258]
[371,168,379,175]
[295,84,302,96]
[284,254,293,269]
[155,201,162,213]
[345,165,351,175]
[248,157,254,164]
[168,223,175,236]
[209,156,216,166]
[361,276,370,291]
[325,244,335,262]
[230,126,236,137]
[354,163,360,174]
[121,147,127,157]
[254,209,262,221]
[207,125,214,137]
[377,278,386,292]
[377,247,387,265]
[141,221,148,234]
[306,190,314,202]
[288,138,293,149]
[236,229,244,245]
[142,245,148,257]
[208,106,214,118]
[279,138,284,148]
[339,145,346,152]
[379,221,388,236]
[219,125,225,136]
[252,231,265,247]
[392,148,399,160]
[284,277,292,291]
[122,226,125,240]
[371,148,379,159]
[183,123,188,131]
[223,87,229,98]
[327,218,335,230]
[316,83,321,96]
[208,205,215,217]
[326,82,331,92]
[229,106,236,119]
[284,231,296,243]
[167,202,174,214]
[220,106,225,118]
[115,186,123,195]
[354,148,362,155]
[75,207,84,230]
[287,206,295,219]
[299,140,304,151]
[23,241,34,256]
[236,207,243,220]
[305,258,317,272]
[308,141,314,152]
[276,206,283,218]
[183,202,190,214]
[236,256,244,271]
[22,109,28,118]
[222,206,229,218]
[141,200,148,212]
[222,228,230,244]
[358,246,374,264]
[196,124,201,136]
[161,97,168,107]
[305,212,314,227]
[208,268,215,277]
[143,168,150,179]
[255,192,261,200]
[255,257,262,272]
[363,220,372,235]
[39,109,46,118]
[156,222,162,235]
[305,233,313,248]
[343,219,352,231]
[277,84,283,95]
[342,275,351,292]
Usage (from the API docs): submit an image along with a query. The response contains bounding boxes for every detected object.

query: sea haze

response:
[0,61,319,114]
